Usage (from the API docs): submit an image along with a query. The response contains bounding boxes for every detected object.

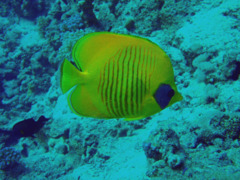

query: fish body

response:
[12,116,49,137]
[61,32,182,120]
[0,116,49,146]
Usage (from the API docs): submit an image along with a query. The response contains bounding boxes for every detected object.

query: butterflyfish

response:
[60,32,182,120]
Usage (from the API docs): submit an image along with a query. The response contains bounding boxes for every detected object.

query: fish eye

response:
[20,130,25,135]
[154,84,175,109]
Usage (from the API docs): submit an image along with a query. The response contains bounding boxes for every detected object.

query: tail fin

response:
[36,116,50,129]
[37,116,50,124]
[60,59,84,94]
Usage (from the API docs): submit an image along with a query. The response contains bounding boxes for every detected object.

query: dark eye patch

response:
[154,84,175,109]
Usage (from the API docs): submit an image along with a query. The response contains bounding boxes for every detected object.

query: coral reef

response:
[0,147,21,170]
[0,0,240,179]
[11,0,49,19]
[143,127,186,177]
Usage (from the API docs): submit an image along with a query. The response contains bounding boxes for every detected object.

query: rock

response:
[143,128,186,170]
[55,143,69,154]
[167,153,184,169]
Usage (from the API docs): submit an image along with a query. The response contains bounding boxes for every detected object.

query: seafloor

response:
[0,0,240,179]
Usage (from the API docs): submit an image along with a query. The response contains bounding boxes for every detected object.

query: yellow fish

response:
[61,32,182,120]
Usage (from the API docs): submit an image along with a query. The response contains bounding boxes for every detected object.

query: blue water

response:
[0,0,240,179]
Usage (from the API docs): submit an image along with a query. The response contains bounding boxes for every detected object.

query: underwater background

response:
[0,0,240,179]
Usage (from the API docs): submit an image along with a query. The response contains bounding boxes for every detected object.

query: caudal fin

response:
[60,59,84,94]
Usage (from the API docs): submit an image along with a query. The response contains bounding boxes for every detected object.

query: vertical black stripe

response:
[105,61,111,115]
[131,46,136,114]
[144,48,148,96]
[135,46,140,114]
[111,51,120,117]
[115,49,123,117]
[108,59,118,117]
[127,46,134,115]
[125,46,132,115]
[112,53,122,117]
[148,50,153,90]
[149,50,153,75]
[110,57,116,117]
[120,48,128,116]
[138,46,143,110]
[144,48,148,94]
[153,53,156,73]
[145,48,150,93]
[141,48,145,103]
[101,63,107,102]
[150,50,156,91]
[98,70,102,93]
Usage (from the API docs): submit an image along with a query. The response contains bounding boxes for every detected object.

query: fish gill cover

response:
[0,0,240,179]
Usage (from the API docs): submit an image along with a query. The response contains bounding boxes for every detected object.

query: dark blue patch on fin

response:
[154,84,175,109]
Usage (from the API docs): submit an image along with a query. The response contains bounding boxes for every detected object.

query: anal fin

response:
[68,85,104,118]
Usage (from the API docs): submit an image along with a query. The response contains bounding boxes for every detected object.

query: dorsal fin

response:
[71,32,159,71]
